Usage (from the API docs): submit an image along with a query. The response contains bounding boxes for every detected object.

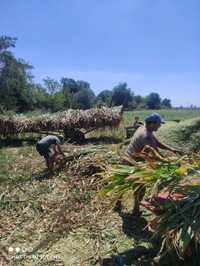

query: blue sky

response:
[1,0,200,106]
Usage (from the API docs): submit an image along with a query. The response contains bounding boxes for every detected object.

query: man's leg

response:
[45,149,56,172]
[45,158,52,172]
[132,184,146,216]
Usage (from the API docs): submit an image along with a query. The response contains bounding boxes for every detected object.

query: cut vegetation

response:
[0,110,200,266]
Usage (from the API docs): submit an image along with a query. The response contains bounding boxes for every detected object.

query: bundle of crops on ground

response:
[98,152,200,205]
[150,194,200,263]
[98,160,182,203]
[54,145,120,176]
[0,106,123,137]
[98,153,200,264]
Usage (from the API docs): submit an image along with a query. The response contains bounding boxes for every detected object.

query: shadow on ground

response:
[31,170,54,181]
[99,203,158,266]
[0,136,122,149]
[0,137,38,148]
[115,208,151,241]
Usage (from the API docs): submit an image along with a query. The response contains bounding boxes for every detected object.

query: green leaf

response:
[178,226,194,251]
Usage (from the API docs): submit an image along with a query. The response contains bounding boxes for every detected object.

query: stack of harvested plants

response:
[98,153,200,264]
[0,106,123,137]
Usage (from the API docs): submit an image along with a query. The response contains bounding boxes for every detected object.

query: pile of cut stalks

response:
[0,106,123,137]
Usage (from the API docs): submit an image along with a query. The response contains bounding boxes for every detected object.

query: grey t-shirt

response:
[37,135,61,149]
[126,126,158,156]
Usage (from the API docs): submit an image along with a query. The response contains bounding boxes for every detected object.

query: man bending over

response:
[36,135,65,172]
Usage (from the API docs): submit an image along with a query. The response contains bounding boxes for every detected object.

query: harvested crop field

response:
[1,110,200,266]
[0,143,136,266]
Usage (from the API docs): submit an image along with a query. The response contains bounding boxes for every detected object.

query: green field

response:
[124,108,200,125]
[89,109,200,147]
[1,109,200,266]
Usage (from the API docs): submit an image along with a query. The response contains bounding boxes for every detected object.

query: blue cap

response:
[145,113,165,124]
[58,135,65,144]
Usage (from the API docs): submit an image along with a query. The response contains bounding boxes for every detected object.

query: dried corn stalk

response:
[0,106,123,137]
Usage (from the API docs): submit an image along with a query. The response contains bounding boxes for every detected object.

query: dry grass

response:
[1,109,200,266]
[1,142,143,266]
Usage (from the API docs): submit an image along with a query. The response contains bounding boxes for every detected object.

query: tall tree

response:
[30,84,51,110]
[43,77,61,95]
[72,87,95,109]
[145,92,161,109]
[61,77,95,109]
[111,82,134,108]
[0,36,33,112]
[161,98,172,109]
[61,78,79,94]
[132,95,143,107]
[0,36,16,51]
[96,90,113,107]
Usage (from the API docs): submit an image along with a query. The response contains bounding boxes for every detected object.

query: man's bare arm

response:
[56,144,65,157]
[154,136,182,154]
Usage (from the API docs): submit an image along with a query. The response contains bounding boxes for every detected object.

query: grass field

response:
[124,108,200,125]
[89,108,200,145]
[0,109,200,266]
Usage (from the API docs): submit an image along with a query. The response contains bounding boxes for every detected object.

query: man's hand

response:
[56,144,66,158]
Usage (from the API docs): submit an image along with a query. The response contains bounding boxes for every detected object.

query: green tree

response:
[61,78,79,94]
[161,98,172,109]
[132,95,145,109]
[0,36,16,51]
[111,82,134,108]
[72,87,95,109]
[30,84,51,110]
[43,76,61,95]
[51,91,66,112]
[61,78,80,108]
[145,92,161,109]
[76,80,90,90]
[61,77,95,109]
[0,35,34,112]
[96,90,112,107]
[43,77,66,111]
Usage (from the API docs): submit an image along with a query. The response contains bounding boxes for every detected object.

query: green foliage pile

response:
[98,161,182,203]
[153,194,200,263]
[157,117,200,152]
[98,153,200,264]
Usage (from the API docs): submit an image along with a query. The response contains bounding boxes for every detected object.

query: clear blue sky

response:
[1,0,200,106]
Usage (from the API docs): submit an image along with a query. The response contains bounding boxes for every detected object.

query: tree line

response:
[0,35,172,113]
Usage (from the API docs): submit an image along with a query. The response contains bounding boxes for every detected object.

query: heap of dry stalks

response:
[0,106,123,137]
[0,145,120,265]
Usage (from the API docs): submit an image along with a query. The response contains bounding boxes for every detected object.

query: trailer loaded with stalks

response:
[0,106,123,142]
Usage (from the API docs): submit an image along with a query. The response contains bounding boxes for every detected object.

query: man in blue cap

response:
[126,113,182,159]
